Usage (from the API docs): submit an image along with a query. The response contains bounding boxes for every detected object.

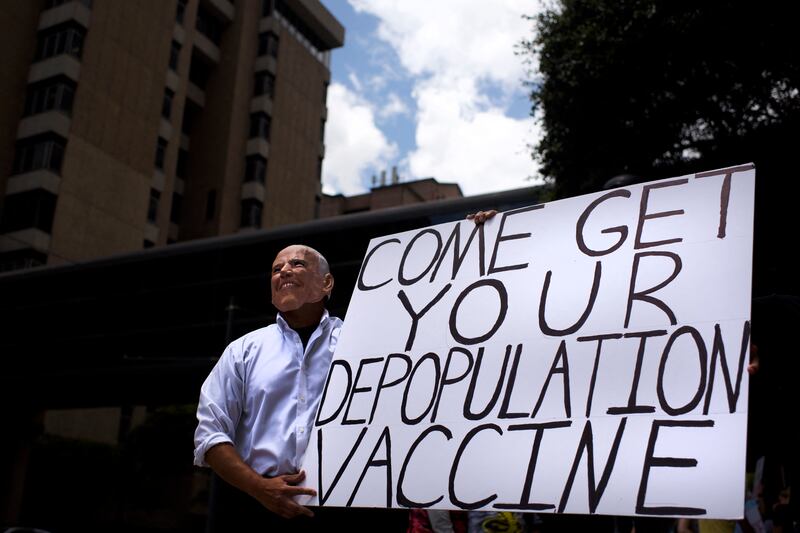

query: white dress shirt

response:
[194,310,342,476]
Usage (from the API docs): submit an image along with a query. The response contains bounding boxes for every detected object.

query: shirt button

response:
[299,395,305,402]
[299,427,305,434]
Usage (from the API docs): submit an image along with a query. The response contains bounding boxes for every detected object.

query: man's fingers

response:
[278,471,316,495]
[279,500,314,518]
[282,471,306,484]
[293,503,314,518]
[261,471,316,519]
[466,210,498,224]
[258,494,315,519]
[284,485,317,497]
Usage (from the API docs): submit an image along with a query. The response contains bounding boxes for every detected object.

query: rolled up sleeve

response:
[194,344,243,467]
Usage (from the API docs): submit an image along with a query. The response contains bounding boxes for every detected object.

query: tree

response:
[521,0,800,198]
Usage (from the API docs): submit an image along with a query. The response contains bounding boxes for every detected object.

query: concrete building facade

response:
[0,0,344,272]
[320,177,464,217]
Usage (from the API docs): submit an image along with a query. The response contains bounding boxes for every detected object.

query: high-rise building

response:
[0,0,344,272]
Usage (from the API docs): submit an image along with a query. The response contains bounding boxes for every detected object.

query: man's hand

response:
[466,210,497,224]
[748,343,759,375]
[205,443,317,519]
[248,470,317,519]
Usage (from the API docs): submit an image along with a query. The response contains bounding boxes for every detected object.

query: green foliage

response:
[521,0,800,197]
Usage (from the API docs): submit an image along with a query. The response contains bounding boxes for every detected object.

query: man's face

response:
[270,245,332,313]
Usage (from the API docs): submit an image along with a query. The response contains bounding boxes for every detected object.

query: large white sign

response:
[301,164,755,519]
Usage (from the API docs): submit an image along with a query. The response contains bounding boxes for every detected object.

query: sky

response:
[319,0,545,198]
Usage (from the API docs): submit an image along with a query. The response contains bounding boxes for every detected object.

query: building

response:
[320,175,464,217]
[0,0,344,272]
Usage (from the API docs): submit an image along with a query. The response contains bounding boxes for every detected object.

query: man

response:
[194,244,339,530]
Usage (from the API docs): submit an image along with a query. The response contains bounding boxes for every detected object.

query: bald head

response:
[305,245,330,276]
[270,245,334,315]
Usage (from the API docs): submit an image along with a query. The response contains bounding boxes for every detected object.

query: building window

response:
[24,77,76,116]
[147,189,161,223]
[176,148,188,179]
[196,5,224,45]
[154,137,167,170]
[274,0,329,63]
[248,112,271,140]
[323,81,328,104]
[35,23,86,62]
[240,199,263,228]
[261,0,272,17]
[13,134,66,175]
[244,155,267,184]
[181,100,199,135]
[320,118,326,141]
[176,0,186,24]
[170,192,182,224]
[169,40,181,71]
[253,71,275,98]
[205,190,217,220]
[257,32,279,58]
[189,53,212,89]
[0,189,58,234]
[162,88,174,119]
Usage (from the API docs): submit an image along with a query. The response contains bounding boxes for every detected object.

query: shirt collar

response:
[276,308,330,334]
